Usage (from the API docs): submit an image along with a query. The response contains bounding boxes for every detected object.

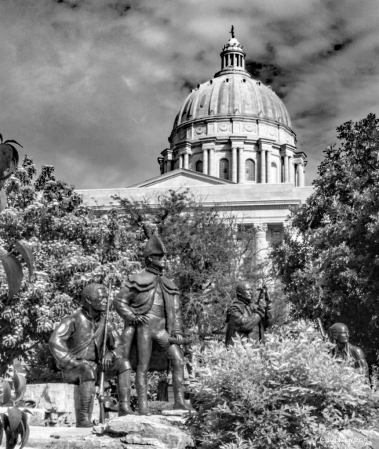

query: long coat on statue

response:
[114,267,184,371]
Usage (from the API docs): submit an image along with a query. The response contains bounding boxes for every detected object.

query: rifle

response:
[98,283,112,425]
[316,318,328,341]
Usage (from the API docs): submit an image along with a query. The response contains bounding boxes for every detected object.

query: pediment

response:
[126,168,234,188]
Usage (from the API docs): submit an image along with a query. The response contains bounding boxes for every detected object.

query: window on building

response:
[245,159,255,181]
[219,158,229,180]
[271,162,278,183]
[196,160,203,173]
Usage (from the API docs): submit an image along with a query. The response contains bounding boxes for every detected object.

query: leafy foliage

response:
[271,113,379,363]
[189,321,379,449]
[0,156,140,376]
[115,190,257,336]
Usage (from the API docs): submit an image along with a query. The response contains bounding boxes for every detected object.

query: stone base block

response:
[24,383,101,427]
[21,415,195,449]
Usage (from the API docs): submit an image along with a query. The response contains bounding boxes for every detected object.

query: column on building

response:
[266,149,272,184]
[232,146,237,183]
[238,147,244,183]
[209,147,215,177]
[284,155,289,183]
[184,153,189,169]
[203,147,208,175]
[179,155,183,169]
[288,155,294,182]
[260,148,266,183]
[298,162,305,186]
[253,223,268,265]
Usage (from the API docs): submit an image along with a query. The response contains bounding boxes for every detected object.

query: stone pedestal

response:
[24,383,100,427]
[22,415,195,448]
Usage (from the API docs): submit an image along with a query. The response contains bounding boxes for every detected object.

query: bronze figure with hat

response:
[114,235,192,415]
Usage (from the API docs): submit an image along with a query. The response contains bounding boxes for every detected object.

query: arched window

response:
[219,158,229,180]
[245,159,255,181]
[271,162,278,183]
[195,160,203,173]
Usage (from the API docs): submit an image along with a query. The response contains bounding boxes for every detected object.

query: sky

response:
[0,0,378,189]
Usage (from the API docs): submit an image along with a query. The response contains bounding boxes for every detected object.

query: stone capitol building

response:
[78,31,313,259]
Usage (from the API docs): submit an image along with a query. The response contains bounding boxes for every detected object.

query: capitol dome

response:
[159,31,306,187]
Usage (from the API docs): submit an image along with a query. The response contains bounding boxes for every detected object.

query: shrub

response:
[188,321,379,449]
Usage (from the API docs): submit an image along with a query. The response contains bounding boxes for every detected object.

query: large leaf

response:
[0,381,12,406]
[19,412,29,449]
[7,407,22,434]
[12,373,26,404]
[3,140,23,149]
[0,254,23,300]
[14,241,34,280]
[0,414,3,445]
[0,188,7,213]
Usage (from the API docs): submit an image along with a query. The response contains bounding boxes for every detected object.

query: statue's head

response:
[81,283,108,313]
[236,281,253,302]
[144,235,167,271]
[329,323,349,344]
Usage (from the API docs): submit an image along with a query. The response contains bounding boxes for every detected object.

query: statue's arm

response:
[232,310,261,332]
[49,317,78,369]
[114,286,137,322]
[353,347,369,377]
[228,307,261,332]
[172,293,184,336]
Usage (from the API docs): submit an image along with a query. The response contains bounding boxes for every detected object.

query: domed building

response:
[78,32,312,257]
[158,34,306,187]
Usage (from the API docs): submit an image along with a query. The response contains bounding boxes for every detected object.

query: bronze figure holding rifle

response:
[114,235,192,415]
[49,283,132,428]
[225,282,273,346]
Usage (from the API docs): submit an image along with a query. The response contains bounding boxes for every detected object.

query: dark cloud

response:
[0,0,378,188]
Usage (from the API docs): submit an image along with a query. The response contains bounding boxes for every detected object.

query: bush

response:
[188,321,379,449]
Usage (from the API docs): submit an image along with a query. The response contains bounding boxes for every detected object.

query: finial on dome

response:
[217,28,247,75]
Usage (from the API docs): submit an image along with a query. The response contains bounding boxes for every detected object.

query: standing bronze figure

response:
[114,235,191,415]
[328,323,369,377]
[49,283,133,428]
[225,282,272,346]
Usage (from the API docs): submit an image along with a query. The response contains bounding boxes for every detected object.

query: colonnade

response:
[173,146,305,186]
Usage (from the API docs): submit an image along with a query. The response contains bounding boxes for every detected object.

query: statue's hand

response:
[134,315,149,325]
[103,351,114,371]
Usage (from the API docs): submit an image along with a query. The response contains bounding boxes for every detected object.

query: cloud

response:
[0,0,378,188]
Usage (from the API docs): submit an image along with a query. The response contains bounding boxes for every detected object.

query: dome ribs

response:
[217,78,230,115]
[208,78,221,117]
[178,92,193,125]
[231,75,240,114]
[260,85,274,120]
[248,78,263,116]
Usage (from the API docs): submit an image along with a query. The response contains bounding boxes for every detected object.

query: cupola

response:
[215,26,249,78]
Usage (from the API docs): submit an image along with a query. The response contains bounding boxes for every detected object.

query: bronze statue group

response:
[48,235,369,427]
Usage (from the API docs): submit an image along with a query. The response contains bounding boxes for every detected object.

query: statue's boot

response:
[118,370,135,416]
[77,381,95,427]
[172,369,193,411]
[136,371,151,415]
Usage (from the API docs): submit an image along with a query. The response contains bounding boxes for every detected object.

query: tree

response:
[0,156,140,376]
[272,113,379,363]
[114,189,256,338]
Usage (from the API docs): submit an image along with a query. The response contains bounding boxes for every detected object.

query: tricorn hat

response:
[143,235,166,260]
